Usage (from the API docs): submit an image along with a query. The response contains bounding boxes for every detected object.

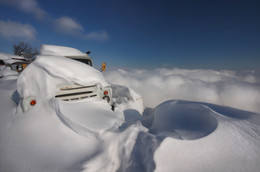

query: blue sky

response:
[0,0,259,70]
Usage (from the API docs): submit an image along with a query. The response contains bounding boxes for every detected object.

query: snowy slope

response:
[1,55,260,172]
[152,100,260,172]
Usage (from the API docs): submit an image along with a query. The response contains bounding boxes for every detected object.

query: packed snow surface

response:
[1,55,260,172]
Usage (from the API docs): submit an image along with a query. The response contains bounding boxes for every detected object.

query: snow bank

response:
[104,68,260,113]
[112,84,144,114]
[1,56,260,172]
[1,53,146,172]
[56,99,124,133]
[0,66,19,79]
[153,100,260,172]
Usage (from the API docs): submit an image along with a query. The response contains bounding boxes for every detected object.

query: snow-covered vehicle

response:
[0,53,28,79]
[40,44,93,67]
[17,45,113,112]
[38,45,112,105]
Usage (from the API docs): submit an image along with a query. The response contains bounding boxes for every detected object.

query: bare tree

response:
[13,41,39,62]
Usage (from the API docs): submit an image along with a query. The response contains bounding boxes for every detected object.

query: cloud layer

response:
[54,17,84,35]
[84,30,109,42]
[104,68,260,113]
[0,0,108,41]
[0,0,47,20]
[0,20,37,40]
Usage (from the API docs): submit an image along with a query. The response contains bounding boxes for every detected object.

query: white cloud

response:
[104,68,260,113]
[0,0,109,41]
[0,0,47,20]
[85,30,109,42]
[0,20,37,40]
[54,17,84,35]
[53,17,109,41]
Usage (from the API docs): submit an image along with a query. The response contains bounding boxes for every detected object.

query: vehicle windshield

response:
[0,60,5,66]
[9,63,28,73]
[74,58,92,66]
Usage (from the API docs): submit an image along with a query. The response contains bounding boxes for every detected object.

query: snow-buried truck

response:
[41,45,112,103]
[17,45,113,112]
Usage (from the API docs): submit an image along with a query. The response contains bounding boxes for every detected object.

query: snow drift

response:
[153,100,260,172]
[1,54,260,172]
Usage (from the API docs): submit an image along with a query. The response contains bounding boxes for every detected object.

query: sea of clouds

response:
[104,68,260,113]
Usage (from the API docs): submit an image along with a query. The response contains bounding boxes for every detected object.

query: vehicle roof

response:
[65,55,92,60]
[40,45,91,60]
[0,53,27,64]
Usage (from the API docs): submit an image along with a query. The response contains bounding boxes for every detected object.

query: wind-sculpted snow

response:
[104,68,260,113]
[153,101,260,172]
[1,60,260,172]
[55,99,124,134]
[150,100,218,140]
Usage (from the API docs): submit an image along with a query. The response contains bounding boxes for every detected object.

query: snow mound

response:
[0,66,19,80]
[153,100,260,172]
[112,84,144,114]
[55,99,124,133]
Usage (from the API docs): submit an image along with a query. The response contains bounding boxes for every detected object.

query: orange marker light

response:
[104,90,108,95]
[30,100,36,106]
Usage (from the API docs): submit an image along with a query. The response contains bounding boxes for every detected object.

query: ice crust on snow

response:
[1,53,260,172]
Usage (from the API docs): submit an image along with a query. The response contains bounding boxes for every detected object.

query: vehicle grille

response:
[55,84,98,101]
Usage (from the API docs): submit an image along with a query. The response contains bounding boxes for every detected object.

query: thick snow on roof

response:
[0,52,26,64]
[40,44,88,57]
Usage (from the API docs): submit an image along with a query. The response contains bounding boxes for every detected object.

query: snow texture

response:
[1,54,260,172]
